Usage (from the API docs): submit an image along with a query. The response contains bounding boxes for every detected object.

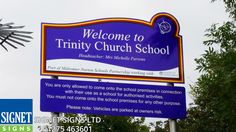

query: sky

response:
[0,0,229,130]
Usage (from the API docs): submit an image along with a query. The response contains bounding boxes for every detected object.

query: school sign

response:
[41,13,184,83]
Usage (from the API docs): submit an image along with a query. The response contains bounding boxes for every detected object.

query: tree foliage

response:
[177,1,236,131]
[150,120,168,132]
[212,0,236,19]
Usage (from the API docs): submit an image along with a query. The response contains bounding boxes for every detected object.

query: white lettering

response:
[0,112,32,124]
[135,44,170,55]
[83,29,131,41]
[95,41,132,52]
[55,38,91,52]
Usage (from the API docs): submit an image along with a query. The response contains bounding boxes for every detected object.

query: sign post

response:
[50,76,59,132]
[167,83,177,132]
[169,119,177,132]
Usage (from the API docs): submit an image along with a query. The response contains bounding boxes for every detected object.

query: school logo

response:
[158,20,172,34]
[0,99,33,132]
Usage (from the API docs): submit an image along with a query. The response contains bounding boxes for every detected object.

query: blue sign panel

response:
[41,13,184,83]
[40,79,186,119]
[0,99,33,124]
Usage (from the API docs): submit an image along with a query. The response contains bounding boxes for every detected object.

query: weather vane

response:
[0,19,32,51]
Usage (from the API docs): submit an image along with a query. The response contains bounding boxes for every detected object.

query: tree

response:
[0,19,32,51]
[177,0,236,131]
[212,0,236,19]
[91,115,149,132]
[150,120,168,132]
